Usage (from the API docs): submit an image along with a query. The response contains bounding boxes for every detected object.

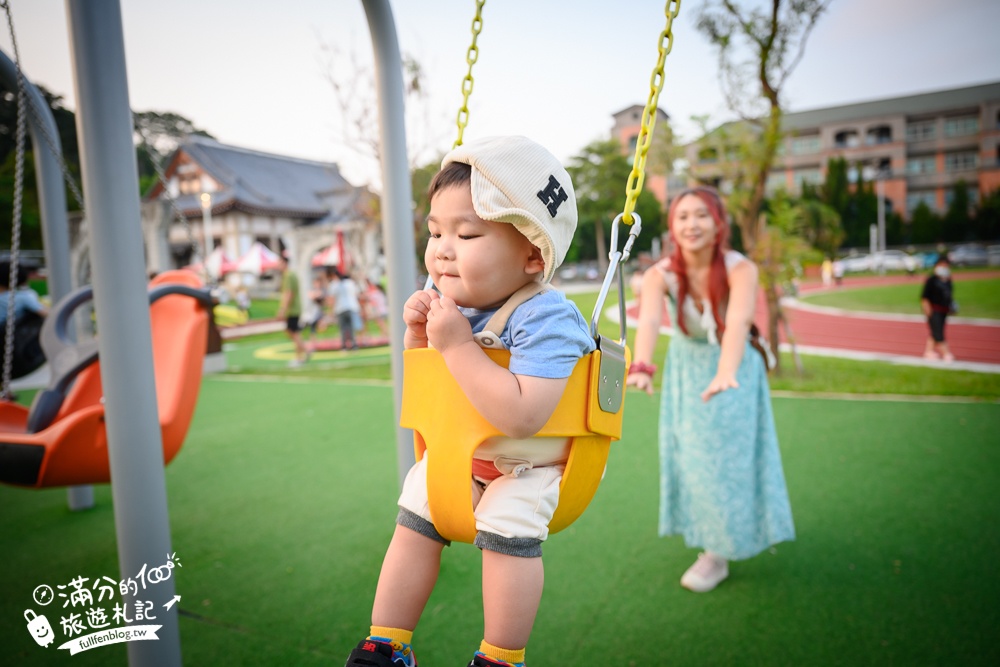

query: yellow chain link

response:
[454,0,486,149]
[621,0,681,225]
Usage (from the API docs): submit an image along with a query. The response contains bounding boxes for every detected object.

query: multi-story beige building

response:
[685,81,1000,220]
[611,105,674,209]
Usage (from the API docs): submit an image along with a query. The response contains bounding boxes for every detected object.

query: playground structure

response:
[0,0,680,664]
[0,2,415,664]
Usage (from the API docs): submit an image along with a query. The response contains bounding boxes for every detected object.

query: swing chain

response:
[2,0,28,400]
[621,0,681,225]
[453,0,486,149]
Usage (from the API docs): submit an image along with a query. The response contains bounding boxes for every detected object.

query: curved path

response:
[622,271,1000,373]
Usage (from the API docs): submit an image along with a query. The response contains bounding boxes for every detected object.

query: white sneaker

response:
[288,359,303,368]
[680,552,729,592]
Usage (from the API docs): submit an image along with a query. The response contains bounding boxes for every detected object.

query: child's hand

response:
[426,295,473,352]
[701,372,739,402]
[403,289,440,348]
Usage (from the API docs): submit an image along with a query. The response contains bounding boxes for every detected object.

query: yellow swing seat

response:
[401,227,639,544]
[400,344,627,544]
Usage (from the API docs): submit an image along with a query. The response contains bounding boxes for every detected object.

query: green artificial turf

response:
[801,277,1000,320]
[2,378,998,666]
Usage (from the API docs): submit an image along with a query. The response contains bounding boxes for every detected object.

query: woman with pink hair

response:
[627,186,795,593]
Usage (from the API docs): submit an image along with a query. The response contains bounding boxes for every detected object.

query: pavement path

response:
[222,272,1000,373]
[621,271,1000,373]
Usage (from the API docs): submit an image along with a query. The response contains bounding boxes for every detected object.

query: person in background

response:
[832,258,844,286]
[362,280,389,343]
[821,257,834,287]
[920,256,956,362]
[275,253,308,367]
[327,268,361,351]
[627,186,795,594]
[303,274,328,353]
[235,287,251,315]
[0,261,48,327]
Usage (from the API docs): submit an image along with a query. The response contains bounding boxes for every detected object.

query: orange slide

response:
[0,270,211,488]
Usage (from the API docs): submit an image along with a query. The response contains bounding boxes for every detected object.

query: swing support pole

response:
[362,0,418,487]
[0,51,72,305]
[65,1,181,665]
[0,49,94,512]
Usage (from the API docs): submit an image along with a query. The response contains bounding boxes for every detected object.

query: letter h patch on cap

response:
[537,175,568,218]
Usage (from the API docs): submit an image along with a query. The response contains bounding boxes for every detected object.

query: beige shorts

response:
[398,452,564,542]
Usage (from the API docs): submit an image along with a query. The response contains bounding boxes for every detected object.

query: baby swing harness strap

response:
[471,281,549,350]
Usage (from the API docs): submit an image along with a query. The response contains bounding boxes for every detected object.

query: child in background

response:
[344,136,594,667]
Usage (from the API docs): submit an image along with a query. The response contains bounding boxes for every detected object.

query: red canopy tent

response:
[236,242,282,275]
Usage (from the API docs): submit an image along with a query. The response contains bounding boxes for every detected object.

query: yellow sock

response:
[480,639,525,665]
[369,625,413,646]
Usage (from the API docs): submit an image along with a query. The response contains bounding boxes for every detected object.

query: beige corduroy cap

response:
[442,135,577,284]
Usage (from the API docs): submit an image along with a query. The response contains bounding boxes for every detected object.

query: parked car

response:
[874,250,921,273]
[949,244,989,267]
[839,254,872,273]
[988,245,1000,267]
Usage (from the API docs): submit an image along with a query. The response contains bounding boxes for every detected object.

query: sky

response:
[1,0,999,190]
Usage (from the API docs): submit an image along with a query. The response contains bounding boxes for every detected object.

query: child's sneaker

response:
[680,552,729,592]
[346,638,417,667]
[468,652,525,667]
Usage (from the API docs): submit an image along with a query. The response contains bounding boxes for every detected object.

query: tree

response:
[820,156,850,219]
[696,0,830,372]
[410,157,444,268]
[133,111,214,195]
[909,202,942,245]
[0,85,82,250]
[757,190,814,371]
[943,180,973,242]
[696,0,831,256]
[973,187,1000,241]
[567,138,662,270]
[319,40,442,176]
[795,197,843,257]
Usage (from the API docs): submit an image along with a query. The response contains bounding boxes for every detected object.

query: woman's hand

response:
[626,371,655,395]
[701,372,739,402]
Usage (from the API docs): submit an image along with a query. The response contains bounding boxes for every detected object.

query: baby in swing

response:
[345,136,594,667]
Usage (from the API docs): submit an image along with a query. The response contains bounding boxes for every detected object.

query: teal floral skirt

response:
[658,334,795,560]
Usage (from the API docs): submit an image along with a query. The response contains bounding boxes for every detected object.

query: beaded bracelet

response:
[628,361,657,376]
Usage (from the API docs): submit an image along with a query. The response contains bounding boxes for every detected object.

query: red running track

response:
[625,271,1000,366]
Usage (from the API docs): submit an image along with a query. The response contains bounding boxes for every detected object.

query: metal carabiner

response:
[590,212,642,345]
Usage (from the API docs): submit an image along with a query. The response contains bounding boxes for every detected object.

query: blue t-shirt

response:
[459,289,595,379]
[0,288,46,326]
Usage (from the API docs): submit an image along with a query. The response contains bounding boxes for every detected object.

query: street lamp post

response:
[876,173,886,275]
[200,192,213,280]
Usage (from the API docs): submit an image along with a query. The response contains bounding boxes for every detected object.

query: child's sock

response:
[476,639,526,666]
[368,626,415,664]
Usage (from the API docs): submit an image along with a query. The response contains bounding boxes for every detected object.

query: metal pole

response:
[200,192,213,280]
[877,174,886,274]
[362,0,418,487]
[0,51,72,302]
[0,50,92,511]
[65,2,181,665]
